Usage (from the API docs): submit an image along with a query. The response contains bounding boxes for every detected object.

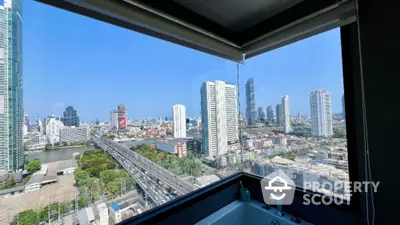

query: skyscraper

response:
[173,104,186,138]
[61,106,80,127]
[24,114,30,132]
[245,78,257,125]
[310,90,333,137]
[282,96,291,133]
[0,0,23,171]
[201,81,238,158]
[258,106,266,123]
[117,104,127,131]
[267,105,274,122]
[110,110,119,130]
[37,117,43,133]
[276,104,282,126]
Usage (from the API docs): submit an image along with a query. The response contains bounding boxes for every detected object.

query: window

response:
[244,29,350,200]
[3,1,351,225]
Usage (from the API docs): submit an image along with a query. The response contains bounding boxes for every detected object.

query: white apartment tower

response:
[310,90,333,137]
[110,110,119,130]
[173,104,186,138]
[45,116,65,144]
[282,95,291,133]
[201,81,238,158]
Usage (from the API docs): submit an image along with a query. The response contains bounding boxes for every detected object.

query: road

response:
[92,136,196,206]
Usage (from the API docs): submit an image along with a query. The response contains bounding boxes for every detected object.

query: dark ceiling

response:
[176,0,305,33]
[134,0,342,45]
[36,0,354,62]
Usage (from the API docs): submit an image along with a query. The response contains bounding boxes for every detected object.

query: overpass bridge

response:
[92,136,195,206]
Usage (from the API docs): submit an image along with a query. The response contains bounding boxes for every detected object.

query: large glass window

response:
[2,1,349,224]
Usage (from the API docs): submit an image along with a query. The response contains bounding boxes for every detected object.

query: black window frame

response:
[119,22,367,225]
[28,1,367,223]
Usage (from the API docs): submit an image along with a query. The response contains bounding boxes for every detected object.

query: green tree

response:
[27,159,41,174]
[45,144,52,152]
[107,181,120,197]
[9,175,16,186]
[74,168,89,183]
[24,155,30,165]
[78,195,89,208]
[24,174,32,184]
[333,132,346,138]
[10,210,39,225]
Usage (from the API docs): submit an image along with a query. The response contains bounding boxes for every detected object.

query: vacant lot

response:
[0,175,76,225]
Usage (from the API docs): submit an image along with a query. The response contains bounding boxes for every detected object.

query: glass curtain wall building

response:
[0,0,23,171]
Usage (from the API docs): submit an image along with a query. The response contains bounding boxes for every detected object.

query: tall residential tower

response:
[0,0,23,171]
[310,90,333,137]
[276,104,282,126]
[258,106,265,123]
[266,105,274,122]
[61,106,80,127]
[282,96,291,133]
[245,78,257,125]
[173,104,186,138]
[201,81,238,158]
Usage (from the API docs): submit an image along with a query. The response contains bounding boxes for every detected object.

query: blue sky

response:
[23,0,344,121]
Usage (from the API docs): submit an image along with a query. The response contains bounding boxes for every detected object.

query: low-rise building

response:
[25,164,57,192]
[57,159,78,175]
[109,195,142,224]
[60,126,90,144]
[77,207,95,225]
[195,175,220,187]
[186,139,202,154]
[97,203,109,225]
[155,139,187,158]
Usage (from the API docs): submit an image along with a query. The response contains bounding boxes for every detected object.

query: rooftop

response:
[57,159,78,171]
[195,175,220,187]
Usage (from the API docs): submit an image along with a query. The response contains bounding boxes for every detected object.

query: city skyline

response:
[23,1,344,121]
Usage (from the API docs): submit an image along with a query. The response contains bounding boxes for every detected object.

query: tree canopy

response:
[27,159,41,174]
[131,145,202,177]
[74,150,134,206]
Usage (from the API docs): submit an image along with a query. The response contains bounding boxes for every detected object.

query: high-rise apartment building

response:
[45,116,65,144]
[173,104,186,138]
[110,110,119,130]
[245,78,257,125]
[266,105,274,122]
[24,114,30,132]
[61,106,80,127]
[310,90,333,137]
[201,81,238,158]
[258,107,265,123]
[118,104,127,131]
[276,104,282,126]
[282,96,291,133]
[0,0,23,171]
[37,117,43,133]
